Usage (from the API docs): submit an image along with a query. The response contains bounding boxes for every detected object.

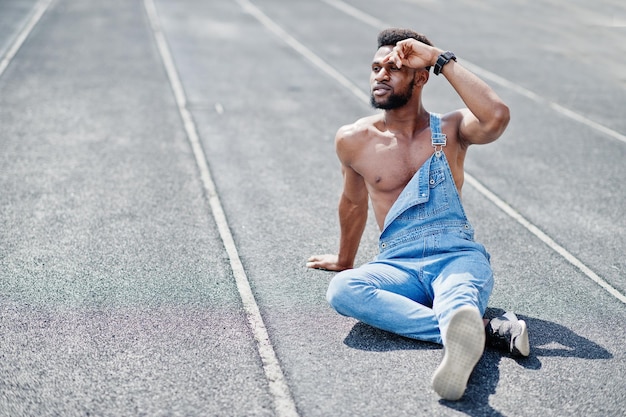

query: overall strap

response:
[430,113,446,157]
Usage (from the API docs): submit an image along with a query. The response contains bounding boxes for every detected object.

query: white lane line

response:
[238,0,626,305]
[0,0,54,78]
[321,0,626,145]
[460,61,626,145]
[236,0,370,105]
[143,1,300,416]
[465,175,626,304]
[320,0,387,29]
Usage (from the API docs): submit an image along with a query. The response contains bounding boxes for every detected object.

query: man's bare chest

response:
[355,139,434,192]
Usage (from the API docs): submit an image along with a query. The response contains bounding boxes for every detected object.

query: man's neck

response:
[383,105,430,139]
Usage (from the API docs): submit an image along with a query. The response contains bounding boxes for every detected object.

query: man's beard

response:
[370,78,415,110]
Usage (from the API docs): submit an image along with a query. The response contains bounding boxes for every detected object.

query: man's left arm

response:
[438,58,510,145]
[384,39,510,145]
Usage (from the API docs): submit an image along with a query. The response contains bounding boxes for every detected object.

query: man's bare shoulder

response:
[336,114,384,142]
[335,114,384,165]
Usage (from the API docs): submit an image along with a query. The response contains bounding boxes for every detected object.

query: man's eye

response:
[372,66,380,72]
[390,66,400,71]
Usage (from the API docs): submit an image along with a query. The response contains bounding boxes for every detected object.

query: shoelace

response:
[495,320,517,337]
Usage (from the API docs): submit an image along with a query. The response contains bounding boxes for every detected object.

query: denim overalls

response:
[327,113,494,345]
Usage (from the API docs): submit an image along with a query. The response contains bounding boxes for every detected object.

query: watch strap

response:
[433,51,457,75]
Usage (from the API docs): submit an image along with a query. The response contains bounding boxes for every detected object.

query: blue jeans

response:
[326,113,494,345]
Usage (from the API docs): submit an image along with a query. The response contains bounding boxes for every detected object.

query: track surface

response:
[1,1,625,416]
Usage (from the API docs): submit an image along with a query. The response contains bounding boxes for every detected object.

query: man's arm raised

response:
[307,127,369,271]
[383,38,510,145]
[439,59,510,145]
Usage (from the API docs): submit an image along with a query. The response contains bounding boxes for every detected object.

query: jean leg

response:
[326,261,442,344]
[430,253,494,345]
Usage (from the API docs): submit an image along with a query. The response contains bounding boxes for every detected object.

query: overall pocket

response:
[396,167,449,221]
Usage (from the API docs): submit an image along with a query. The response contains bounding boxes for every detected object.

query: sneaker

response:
[486,312,530,357]
[431,306,485,401]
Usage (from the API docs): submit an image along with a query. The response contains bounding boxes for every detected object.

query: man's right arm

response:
[335,164,369,269]
[307,126,369,271]
[306,165,368,271]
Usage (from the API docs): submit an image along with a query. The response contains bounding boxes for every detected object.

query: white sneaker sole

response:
[514,319,530,357]
[431,306,485,401]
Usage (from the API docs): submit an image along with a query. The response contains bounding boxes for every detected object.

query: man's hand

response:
[382,38,440,70]
[306,254,351,271]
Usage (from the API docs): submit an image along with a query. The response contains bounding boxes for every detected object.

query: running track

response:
[1,1,625,416]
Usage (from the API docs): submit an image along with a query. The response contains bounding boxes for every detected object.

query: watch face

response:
[443,51,456,60]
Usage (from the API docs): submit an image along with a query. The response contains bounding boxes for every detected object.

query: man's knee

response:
[326,270,359,314]
[326,272,347,309]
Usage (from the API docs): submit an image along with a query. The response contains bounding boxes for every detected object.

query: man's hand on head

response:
[383,38,441,70]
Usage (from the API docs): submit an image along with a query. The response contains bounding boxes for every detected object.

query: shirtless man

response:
[307,28,530,401]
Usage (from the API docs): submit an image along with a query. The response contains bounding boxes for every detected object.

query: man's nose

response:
[375,68,389,81]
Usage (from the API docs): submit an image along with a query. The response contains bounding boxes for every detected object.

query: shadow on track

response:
[343,307,612,417]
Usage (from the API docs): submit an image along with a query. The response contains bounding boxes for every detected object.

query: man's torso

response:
[345,112,467,229]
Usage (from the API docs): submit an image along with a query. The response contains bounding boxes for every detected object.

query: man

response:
[307,28,530,401]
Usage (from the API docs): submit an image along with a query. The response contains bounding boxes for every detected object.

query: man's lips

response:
[372,84,391,96]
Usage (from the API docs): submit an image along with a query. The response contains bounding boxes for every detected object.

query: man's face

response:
[370,46,417,110]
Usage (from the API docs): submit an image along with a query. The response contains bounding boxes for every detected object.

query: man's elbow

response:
[491,103,510,137]
[479,103,510,143]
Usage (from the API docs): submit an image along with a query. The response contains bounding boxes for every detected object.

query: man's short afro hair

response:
[377,28,433,49]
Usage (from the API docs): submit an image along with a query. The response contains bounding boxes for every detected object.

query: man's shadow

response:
[343,307,612,417]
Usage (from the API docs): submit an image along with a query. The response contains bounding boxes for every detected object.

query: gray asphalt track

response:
[1,0,625,416]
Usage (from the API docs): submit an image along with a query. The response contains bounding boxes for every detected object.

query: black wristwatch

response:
[433,51,456,75]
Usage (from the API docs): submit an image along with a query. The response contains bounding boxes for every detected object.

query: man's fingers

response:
[307,255,332,270]
[387,45,406,67]
[397,46,406,60]
[306,260,325,270]
[307,254,342,271]
[307,255,324,269]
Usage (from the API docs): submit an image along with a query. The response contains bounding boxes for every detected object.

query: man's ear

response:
[414,68,430,87]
